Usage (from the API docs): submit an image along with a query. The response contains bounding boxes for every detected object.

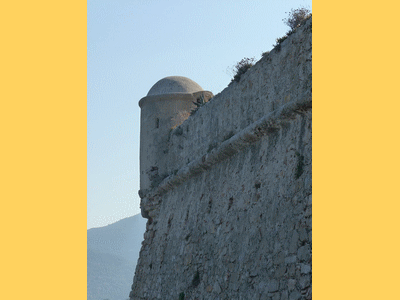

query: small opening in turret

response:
[156,118,160,128]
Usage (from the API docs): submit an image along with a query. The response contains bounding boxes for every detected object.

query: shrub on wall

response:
[190,94,207,116]
[273,7,311,51]
[231,57,256,83]
[283,7,311,31]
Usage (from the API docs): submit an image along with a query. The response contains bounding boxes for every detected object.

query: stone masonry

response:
[130,17,312,300]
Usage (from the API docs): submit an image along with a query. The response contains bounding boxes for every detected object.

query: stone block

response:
[297,245,311,262]
[298,228,308,242]
[300,264,311,274]
[299,275,310,290]
[288,279,296,291]
[289,290,302,300]
[289,231,299,254]
[268,279,279,293]
[285,256,297,264]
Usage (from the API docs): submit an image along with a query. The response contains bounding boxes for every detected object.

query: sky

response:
[87,0,312,229]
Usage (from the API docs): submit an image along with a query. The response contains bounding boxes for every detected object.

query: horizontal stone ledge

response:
[140,97,311,202]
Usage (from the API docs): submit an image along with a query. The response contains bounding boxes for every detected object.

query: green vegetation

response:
[179,292,185,300]
[261,51,270,57]
[273,7,311,51]
[231,57,256,83]
[273,35,288,51]
[227,7,311,83]
[191,94,207,115]
[283,7,311,31]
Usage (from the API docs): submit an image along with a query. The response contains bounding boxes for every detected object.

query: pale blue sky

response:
[87,0,312,229]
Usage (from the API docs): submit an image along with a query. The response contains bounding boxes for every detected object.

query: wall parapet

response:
[140,17,311,195]
[132,17,312,300]
[140,96,311,219]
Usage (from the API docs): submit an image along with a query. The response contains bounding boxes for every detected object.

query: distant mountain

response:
[87,214,147,300]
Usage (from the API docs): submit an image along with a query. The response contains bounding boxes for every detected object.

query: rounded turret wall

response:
[146,76,204,96]
[139,76,213,192]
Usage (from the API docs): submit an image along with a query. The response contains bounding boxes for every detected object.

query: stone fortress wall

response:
[130,17,312,300]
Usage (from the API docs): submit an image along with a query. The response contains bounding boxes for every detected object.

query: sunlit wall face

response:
[87,0,312,229]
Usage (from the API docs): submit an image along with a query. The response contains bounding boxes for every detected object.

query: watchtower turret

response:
[139,76,213,193]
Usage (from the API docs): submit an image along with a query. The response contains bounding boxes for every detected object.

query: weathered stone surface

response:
[213,281,221,294]
[130,17,312,300]
[146,76,204,96]
[300,263,311,274]
[272,292,280,300]
[297,245,311,262]
[299,275,311,290]
[285,256,297,264]
[268,279,280,293]
[288,279,296,292]
[299,228,308,242]
[289,290,302,300]
[289,231,299,254]
[281,290,289,300]
[139,77,213,192]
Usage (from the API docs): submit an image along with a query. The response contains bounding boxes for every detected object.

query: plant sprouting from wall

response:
[283,7,311,31]
[273,35,288,51]
[261,51,270,57]
[273,7,311,51]
[190,94,207,116]
[231,57,256,83]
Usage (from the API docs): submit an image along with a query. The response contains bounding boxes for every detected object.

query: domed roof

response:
[147,76,204,96]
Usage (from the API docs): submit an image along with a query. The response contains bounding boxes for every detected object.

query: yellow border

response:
[314,1,400,299]
[1,1,86,299]
[3,1,400,299]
